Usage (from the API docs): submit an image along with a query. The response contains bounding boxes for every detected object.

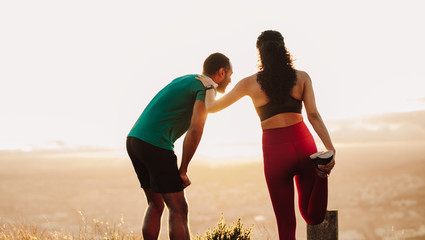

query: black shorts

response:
[126,137,184,193]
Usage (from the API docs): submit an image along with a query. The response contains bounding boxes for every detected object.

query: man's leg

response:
[142,188,165,240]
[162,191,190,240]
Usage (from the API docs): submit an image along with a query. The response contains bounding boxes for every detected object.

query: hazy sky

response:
[1,0,424,156]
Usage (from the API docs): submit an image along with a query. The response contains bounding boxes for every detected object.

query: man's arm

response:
[179,99,208,188]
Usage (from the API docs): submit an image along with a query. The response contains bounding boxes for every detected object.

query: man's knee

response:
[144,188,165,212]
[174,198,188,215]
[162,192,188,215]
[169,197,188,216]
[149,199,165,212]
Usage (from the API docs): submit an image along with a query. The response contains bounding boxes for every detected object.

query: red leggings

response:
[262,121,328,240]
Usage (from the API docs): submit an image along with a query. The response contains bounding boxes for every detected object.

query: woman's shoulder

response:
[295,69,312,84]
[236,73,258,88]
[295,69,310,79]
[233,73,261,96]
[242,73,258,82]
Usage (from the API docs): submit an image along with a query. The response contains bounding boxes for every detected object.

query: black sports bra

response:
[255,96,302,121]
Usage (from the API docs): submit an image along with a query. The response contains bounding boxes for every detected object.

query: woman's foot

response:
[310,150,335,178]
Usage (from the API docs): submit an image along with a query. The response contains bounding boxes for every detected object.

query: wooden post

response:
[307,210,338,240]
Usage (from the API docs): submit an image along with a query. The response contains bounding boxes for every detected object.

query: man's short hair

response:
[203,53,231,76]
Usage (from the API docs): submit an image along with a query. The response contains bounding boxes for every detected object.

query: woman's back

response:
[245,70,308,129]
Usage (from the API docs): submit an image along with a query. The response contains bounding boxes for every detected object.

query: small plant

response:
[193,214,253,240]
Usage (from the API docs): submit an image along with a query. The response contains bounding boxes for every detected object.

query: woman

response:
[197,30,336,240]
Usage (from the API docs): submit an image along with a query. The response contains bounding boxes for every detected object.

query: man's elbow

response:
[188,124,204,137]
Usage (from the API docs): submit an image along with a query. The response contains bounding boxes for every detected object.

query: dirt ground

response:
[1,141,424,239]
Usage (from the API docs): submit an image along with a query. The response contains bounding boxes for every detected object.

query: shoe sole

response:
[310,150,334,165]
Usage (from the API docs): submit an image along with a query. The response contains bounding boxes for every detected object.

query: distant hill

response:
[328,110,425,143]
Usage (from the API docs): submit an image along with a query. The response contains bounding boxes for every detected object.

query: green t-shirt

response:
[128,74,206,151]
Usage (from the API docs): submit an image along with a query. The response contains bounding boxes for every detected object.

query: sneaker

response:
[310,150,334,165]
[310,150,334,175]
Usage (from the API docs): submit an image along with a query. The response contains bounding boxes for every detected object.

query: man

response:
[126,52,232,240]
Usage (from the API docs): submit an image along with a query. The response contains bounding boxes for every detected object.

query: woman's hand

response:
[318,157,335,173]
[317,152,336,177]
[196,75,218,88]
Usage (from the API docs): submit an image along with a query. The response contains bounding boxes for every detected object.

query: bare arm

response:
[303,72,335,152]
[179,99,208,188]
[196,75,249,113]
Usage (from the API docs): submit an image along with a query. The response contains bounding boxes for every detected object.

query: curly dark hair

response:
[256,30,296,103]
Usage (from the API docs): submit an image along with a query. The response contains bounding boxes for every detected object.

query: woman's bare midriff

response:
[260,112,304,130]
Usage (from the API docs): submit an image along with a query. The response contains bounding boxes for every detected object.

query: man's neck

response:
[203,73,219,84]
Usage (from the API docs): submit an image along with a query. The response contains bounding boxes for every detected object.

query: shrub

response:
[193,214,253,240]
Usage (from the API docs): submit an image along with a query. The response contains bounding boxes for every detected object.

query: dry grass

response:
[0,213,254,240]
[0,213,142,240]
[0,214,412,240]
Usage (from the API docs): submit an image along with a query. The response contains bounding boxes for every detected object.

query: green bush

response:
[193,214,253,240]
